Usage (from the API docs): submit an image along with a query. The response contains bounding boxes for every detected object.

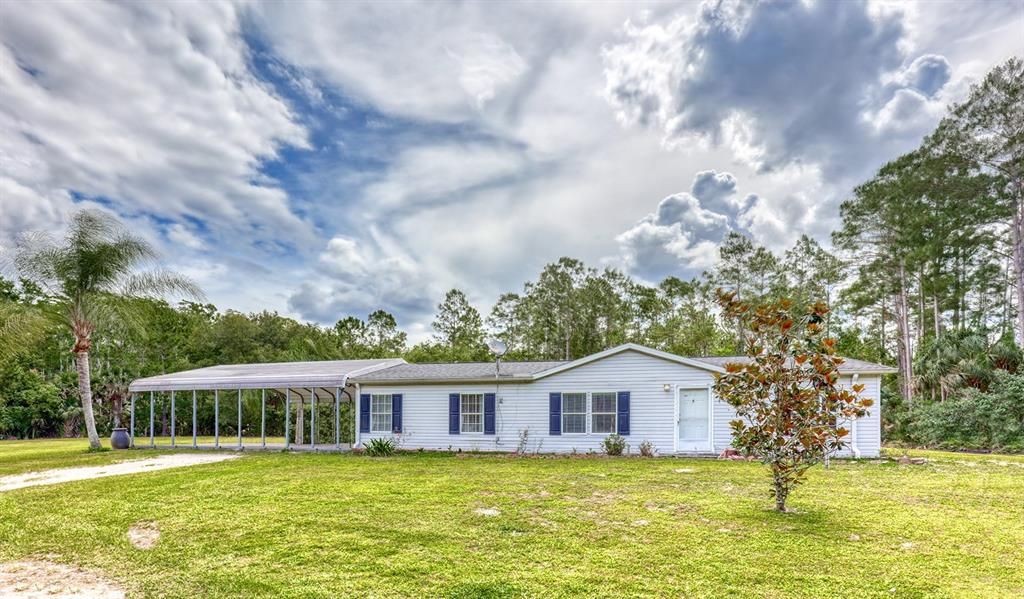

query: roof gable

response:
[530,343,726,379]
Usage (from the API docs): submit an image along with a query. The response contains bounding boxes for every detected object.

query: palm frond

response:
[6,208,205,347]
[0,302,49,360]
[120,270,204,300]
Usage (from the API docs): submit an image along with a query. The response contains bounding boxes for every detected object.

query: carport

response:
[127,358,403,451]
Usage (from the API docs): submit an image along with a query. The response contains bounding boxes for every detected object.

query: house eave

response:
[353,376,536,386]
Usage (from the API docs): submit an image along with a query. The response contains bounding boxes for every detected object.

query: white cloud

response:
[4,0,1019,336]
[287,233,436,325]
[615,170,739,281]
[690,170,739,213]
[0,0,309,247]
[359,142,529,216]
[0,177,71,246]
[166,223,205,250]
[253,2,536,122]
[601,0,957,178]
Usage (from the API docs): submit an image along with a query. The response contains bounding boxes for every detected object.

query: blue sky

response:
[1,0,1021,341]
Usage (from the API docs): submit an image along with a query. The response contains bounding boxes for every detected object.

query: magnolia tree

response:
[713,290,872,512]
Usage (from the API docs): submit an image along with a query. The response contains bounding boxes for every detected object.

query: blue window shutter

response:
[359,394,370,433]
[484,393,496,435]
[549,392,561,435]
[449,393,460,435]
[392,394,403,433]
[617,391,630,436]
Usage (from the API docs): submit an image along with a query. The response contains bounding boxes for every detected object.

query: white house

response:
[128,343,894,457]
[351,344,893,457]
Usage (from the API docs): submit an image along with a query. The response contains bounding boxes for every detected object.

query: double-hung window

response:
[461,393,483,433]
[562,392,587,434]
[591,392,617,434]
[370,394,392,433]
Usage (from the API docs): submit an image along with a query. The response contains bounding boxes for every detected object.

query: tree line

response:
[1,58,1021,450]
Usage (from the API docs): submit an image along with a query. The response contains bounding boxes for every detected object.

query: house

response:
[128,343,894,457]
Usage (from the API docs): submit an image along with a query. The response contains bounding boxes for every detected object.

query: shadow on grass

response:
[445,581,526,598]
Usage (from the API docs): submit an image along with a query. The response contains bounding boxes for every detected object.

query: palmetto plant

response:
[7,210,202,449]
[913,330,1021,400]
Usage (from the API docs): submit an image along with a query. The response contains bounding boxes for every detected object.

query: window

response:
[370,394,392,433]
[591,392,617,434]
[461,394,483,433]
[562,392,587,434]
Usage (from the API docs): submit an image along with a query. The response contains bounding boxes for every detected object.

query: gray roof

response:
[128,345,896,393]
[688,356,898,374]
[129,358,404,392]
[351,361,566,383]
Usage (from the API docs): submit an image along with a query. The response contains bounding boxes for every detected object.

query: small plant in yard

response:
[714,290,872,512]
[516,428,530,454]
[364,437,397,457]
[638,440,656,457]
[601,434,628,456]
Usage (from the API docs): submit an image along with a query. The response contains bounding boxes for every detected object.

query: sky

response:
[1,0,1022,342]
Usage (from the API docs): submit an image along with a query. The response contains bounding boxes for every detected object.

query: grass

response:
[1,440,1022,598]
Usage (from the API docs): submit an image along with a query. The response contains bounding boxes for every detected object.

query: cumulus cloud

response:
[287,234,435,325]
[614,160,839,280]
[898,54,952,96]
[602,0,955,178]
[0,0,309,248]
[867,54,954,135]
[616,170,741,281]
[690,170,739,212]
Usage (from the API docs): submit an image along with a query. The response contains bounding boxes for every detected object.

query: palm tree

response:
[9,210,202,449]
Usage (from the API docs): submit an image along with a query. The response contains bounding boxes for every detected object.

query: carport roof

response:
[128,358,405,392]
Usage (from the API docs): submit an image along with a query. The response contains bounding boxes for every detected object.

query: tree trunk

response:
[296,397,305,445]
[896,261,914,406]
[772,470,788,512]
[917,271,925,344]
[75,350,101,450]
[1014,184,1024,348]
[881,302,887,356]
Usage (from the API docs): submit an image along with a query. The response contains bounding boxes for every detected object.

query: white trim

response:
[532,343,726,380]
[459,393,485,434]
[850,373,861,458]
[590,391,617,435]
[675,386,713,453]
[347,359,409,378]
[354,383,361,448]
[708,382,715,453]
[672,385,679,454]
[560,391,588,435]
[369,393,393,433]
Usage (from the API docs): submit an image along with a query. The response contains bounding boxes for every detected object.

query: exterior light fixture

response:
[663,383,672,392]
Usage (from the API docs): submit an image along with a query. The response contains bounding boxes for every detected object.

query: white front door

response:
[677,388,711,452]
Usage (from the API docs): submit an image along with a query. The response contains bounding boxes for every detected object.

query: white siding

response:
[360,349,882,458]
[851,375,883,458]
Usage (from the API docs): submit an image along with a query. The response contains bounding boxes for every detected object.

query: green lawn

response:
[1,440,1022,598]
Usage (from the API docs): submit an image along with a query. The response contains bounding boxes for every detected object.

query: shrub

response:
[909,372,1024,452]
[638,440,656,457]
[516,428,530,455]
[601,434,628,456]
[880,387,912,443]
[364,437,397,457]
